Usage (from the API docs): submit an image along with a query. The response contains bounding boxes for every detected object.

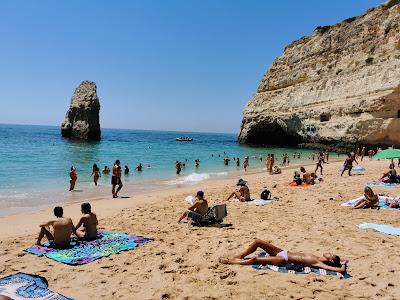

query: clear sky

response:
[0,0,383,133]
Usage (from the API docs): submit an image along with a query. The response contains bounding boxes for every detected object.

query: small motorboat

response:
[176,137,193,142]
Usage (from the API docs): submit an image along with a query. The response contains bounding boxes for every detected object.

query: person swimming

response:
[220,239,348,273]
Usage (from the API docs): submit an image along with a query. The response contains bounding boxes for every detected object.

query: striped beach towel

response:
[252,252,351,279]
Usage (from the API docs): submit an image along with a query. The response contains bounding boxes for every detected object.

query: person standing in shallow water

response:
[91,164,101,186]
[111,160,123,198]
[69,166,77,191]
[176,161,182,175]
[243,157,249,171]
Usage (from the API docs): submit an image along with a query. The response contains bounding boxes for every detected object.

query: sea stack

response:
[238,1,400,149]
[61,81,101,140]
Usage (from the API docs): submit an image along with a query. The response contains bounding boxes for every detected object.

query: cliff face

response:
[61,81,101,140]
[238,1,400,148]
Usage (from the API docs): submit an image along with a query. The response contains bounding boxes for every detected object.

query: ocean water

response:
[0,124,317,215]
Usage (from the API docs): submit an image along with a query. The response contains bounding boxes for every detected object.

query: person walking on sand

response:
[243,157,249,171]
[36,206,75,248]
[75,203,98,241]
[341,153,358,176]
[360,147,366,161]
[269,154,275,174]
[266,154,271,172]
[315,152,324,175]
[69,166,77,191]
[111,160,123,198]
[219,239,348,273]
[91,164,101,186]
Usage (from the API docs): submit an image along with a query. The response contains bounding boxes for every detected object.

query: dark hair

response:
[326,255,342,268]
[348,153,351,157]
[300,166,306,173]
[81,202,91,214]
[196,191,204,198]
[70,166,75,171]
[54,206,63,217]
[93,164,98,171]
[115,160,120,165]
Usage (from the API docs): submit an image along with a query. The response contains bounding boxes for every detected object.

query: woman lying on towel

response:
[219,239,348,273]
[353,186,379,209]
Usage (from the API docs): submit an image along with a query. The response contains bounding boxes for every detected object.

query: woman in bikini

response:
[220,239,347,273]
[91,164,101,186]
[353,186,379,209]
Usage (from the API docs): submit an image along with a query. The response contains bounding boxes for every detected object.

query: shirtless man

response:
[300,167,311,184]
[220,239,347,273]
[75,203,98,241]
[226,179,251,202]
[178,191,209,223]
[36,206,74,248]
[315,152,324,175]
[111,160,123,198]
[341,153,358,176]
[69,166,77,191]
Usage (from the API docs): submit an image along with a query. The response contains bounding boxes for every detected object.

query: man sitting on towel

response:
[75,202,98,241]
[178,191,208,223]
[36,206,75,249]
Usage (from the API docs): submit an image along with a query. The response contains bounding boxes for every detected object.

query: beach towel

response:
[233,199,273,205]
[25,231,153,265]
[367,183,399,187]
[358,223,400,235]
[289,182,309,187]
[341,195,393,208]
[339,166,366,171]
[0,273,71,300]
[252,252,351,279]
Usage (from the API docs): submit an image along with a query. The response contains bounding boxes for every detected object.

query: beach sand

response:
[1,159,400,299]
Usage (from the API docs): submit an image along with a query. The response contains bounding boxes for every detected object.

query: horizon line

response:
[0,122,239,136]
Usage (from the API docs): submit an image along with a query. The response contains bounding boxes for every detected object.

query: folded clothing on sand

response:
[25,231,154,265]
[341,195,394,208]
[358,223,400,235]
[0,272,72,300]
[252,252,351,279]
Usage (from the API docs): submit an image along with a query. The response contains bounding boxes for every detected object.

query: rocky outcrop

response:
[238,1,400,149]
[61,81,101,140]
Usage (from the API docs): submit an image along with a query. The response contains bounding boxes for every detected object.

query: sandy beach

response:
[1,159,400,299]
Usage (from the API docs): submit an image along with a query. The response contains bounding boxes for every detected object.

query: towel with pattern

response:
[252,252,351,279]
[25,231,153,265]
[358,223,400,235]
[0,272,71,300]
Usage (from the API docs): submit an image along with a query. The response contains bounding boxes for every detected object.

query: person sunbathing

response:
[292,171,303,185]
[220,239,347,273]
[36,206,75,248]
[300,167,311,184]
[381,165,399,183]
[354,186,379,209]
[75,203,98,241]
[272,166,282,174]
[225,179,251,202]
[178,191,208,223]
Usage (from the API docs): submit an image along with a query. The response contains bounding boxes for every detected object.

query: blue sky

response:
[0,0,382,133]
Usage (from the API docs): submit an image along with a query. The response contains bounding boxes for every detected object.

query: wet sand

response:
[1,159,400,299]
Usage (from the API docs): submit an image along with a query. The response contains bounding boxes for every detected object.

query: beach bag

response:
[260,189,271,200]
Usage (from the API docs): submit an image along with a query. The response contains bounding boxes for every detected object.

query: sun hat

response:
[236,179,247,186]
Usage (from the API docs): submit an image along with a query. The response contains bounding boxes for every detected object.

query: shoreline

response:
[1,158,400,299]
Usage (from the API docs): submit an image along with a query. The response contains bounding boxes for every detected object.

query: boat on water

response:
[176,137,193,142]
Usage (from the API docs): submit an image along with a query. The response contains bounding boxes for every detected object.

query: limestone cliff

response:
[61,81,101,140]
[238,1,400,149]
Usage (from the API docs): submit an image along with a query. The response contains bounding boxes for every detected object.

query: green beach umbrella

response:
[373,149,400,160]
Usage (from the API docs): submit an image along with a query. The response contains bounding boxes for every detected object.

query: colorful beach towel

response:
[252,252,351,279]
[341,195,393,208]
[0,273,71,300]
[358,223,400,235]
[25,231,153,265]
[367,183,399,187]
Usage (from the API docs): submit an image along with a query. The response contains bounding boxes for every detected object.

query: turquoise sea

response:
[0,124,317,215]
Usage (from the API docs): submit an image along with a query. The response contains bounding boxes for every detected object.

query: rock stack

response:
[61,81,101,140]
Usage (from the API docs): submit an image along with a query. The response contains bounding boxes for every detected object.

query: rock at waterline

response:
[61,81,101,140]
